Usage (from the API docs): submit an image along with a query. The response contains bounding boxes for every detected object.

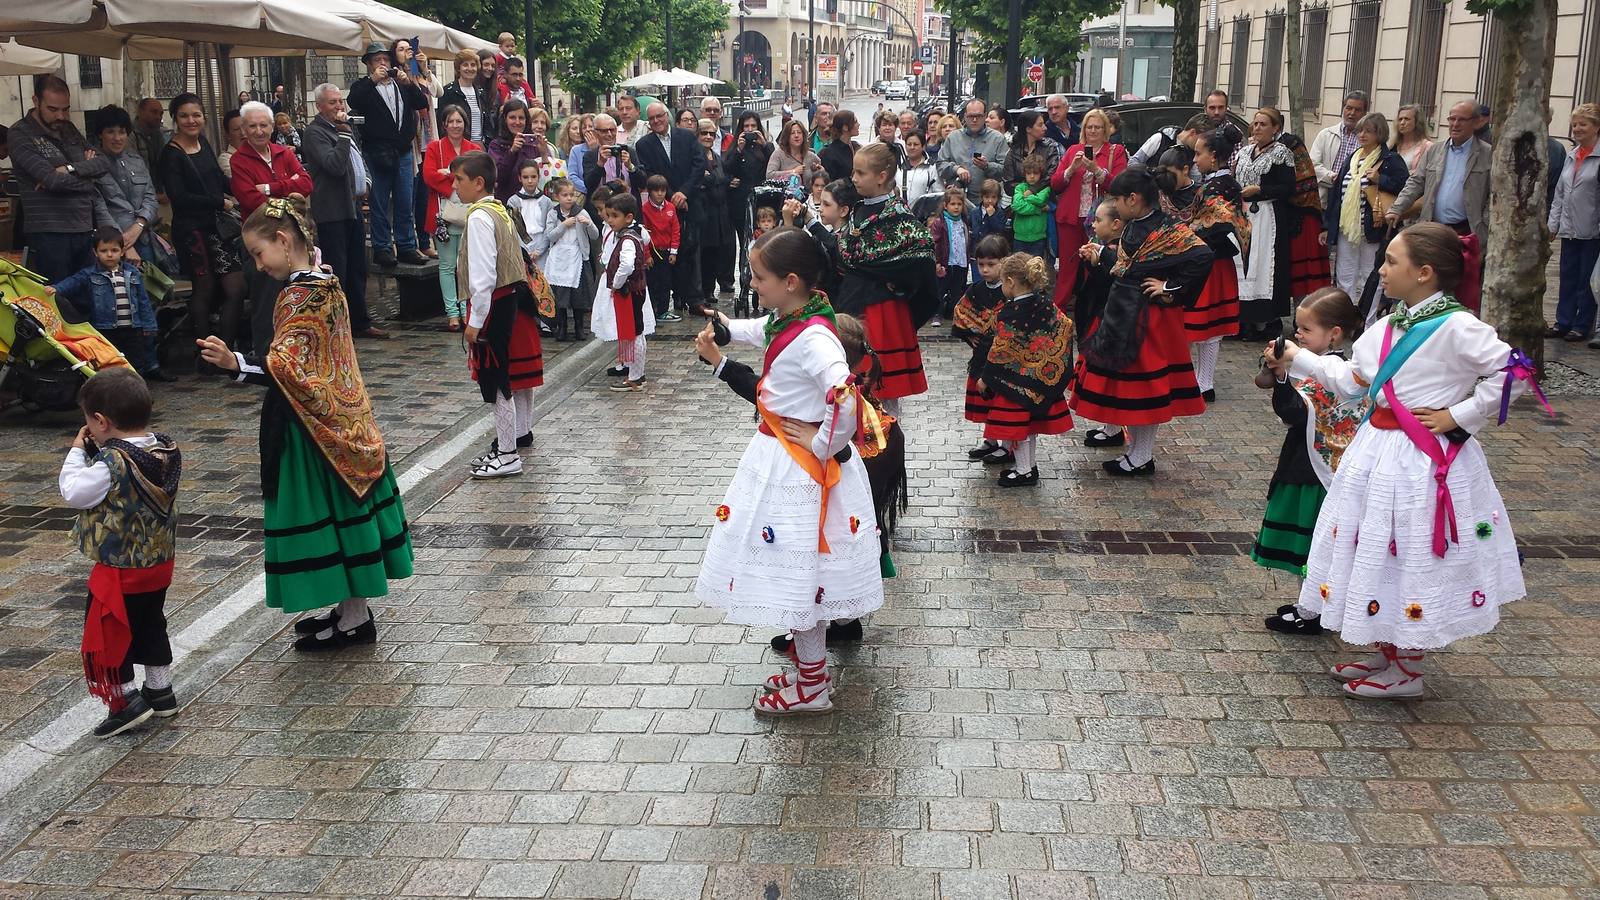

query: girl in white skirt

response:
[1264,223,1543,699]
[695,228,885,716]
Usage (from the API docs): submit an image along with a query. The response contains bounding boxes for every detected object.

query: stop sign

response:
[1027,62,1044,83]
[911,60,924,75]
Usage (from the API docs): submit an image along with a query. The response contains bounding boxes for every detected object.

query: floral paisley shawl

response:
[840,194,935,265]
[952,281,1006,344]
[1190,174,1251,262]
[1110,217,1208,280]
[837,195,941,325]
[266,278,387,501]
[982,292,1075,411]
[1277,132,1323,211]
[1299,377,1365,477]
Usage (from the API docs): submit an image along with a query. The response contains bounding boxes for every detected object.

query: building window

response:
[1260,11,1285,107]
[1400,0,1448,123]
[1301,4,1328,112]
[309,52,328,86]
[1477,12,1504,110]
[1575,0,1599,105]
[1345,0,1380,96]
[1228,15,1251,106]
[78,55,103,89]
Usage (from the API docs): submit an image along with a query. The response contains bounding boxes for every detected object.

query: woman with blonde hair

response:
[927,113,961,159]
[439,48,492,142]
[1050,107,1128,307]
[1390,103,1433,174]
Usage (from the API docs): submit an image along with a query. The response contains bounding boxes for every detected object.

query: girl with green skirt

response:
[1253,288,1364,635]
[198,195,413,651]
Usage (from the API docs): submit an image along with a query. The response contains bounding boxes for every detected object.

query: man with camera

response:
[346,41,428,268]
[582,113,645,198]
[302,83,385,338]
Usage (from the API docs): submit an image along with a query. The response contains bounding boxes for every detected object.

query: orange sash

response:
[756,393,840,553]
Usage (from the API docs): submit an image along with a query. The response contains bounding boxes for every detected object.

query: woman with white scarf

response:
[1233,108,1298,339]
[1321,112,1408,320]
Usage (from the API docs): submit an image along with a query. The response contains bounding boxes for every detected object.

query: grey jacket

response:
[1391,136,1491,242]
[1548,145,1599,240]
[301,116,359,224]
[937,126,1009,204]
[94,148,159,232]
[9,112,111,235]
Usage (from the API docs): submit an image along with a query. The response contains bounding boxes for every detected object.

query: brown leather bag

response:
[1363,183,1400,228]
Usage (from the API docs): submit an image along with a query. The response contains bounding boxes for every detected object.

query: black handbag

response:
[214,208,243,242]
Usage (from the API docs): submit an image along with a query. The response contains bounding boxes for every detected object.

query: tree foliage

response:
[642,0,728,70]
[937,0,1119,83]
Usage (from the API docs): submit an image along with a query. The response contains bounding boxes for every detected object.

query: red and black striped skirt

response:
[983,392,1074,441]
[863,299,927,400]
[505,309,545,391]
[1070,304,1205,426]
[964,375,990,423]
[1184,257,1241,342]
[1288,208,1332,298]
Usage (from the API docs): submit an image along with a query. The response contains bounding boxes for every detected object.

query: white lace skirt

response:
[1296,424,1525,649]
[696,432,885,630]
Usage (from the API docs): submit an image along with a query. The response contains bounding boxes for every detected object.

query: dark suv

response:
[1109,101,1249,154]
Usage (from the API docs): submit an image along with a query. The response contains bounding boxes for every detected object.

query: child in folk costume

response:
[452,151,548,479]
[1184,133,1251,400]
[60,368,183,737]
[695,228,886,715]
[542,177,599,342]
[954,235,1012,464]
[1153,146,1200,222]
[1071,167,1213,476]
[509,159,552,263]
[591,192,655,392]
[835,143,940,413]
[1264,224,1545,698]
[1075,201,1133,452]
[695,309,907,654]
[976,253,1076,487]
[197,196,413,651]
[1253,288,1367,635]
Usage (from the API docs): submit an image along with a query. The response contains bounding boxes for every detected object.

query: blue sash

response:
[1359,312,1455,424]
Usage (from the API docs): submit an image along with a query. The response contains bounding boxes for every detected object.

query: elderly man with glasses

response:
[699,96,732,156]
[937,98,1009,206]
[582,113,645,197]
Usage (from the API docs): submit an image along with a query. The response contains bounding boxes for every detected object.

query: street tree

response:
[1162,0,1199,103]
[1473,0,1556,360]
[551,0,655,107]
[938,0,1119,92]
[642,0,728,71]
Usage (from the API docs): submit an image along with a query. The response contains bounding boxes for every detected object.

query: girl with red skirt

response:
[1183,132,1251,400]
[1071,167,1214,476]
[976,253,1075,487]
[834,143,940,413]
[952,234,1012,463]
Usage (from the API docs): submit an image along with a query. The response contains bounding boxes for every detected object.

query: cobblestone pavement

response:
[0,319,1598,899]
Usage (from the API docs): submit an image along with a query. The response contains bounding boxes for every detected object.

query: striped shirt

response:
[108,266,132,327]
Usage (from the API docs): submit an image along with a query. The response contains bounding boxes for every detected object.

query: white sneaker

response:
[470,452,523,479]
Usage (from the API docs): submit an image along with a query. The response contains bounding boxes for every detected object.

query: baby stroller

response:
[0,258,128,414]
[736,179,803,317]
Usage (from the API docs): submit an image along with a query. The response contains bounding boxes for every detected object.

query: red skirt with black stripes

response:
[863,299,927,400]
[1184,257,1241,342]
[1287,208,1332,298]
[964,375,990,423]
[505,310,545,391]
[1070,304,1206,426]
[983,392,1074,441]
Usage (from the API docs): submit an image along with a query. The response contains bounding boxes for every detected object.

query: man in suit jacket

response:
[302,83,385,338]
[1388,99,1491,246]
[346,41,428,267]
[634,101,706,311]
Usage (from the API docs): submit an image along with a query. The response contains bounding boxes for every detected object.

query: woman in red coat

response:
[422,104,483,331]
[1050,108,1128,310]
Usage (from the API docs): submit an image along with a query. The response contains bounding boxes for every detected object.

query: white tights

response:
[1128,424,1158,467]
[618,336,647,381]
[493,388,535,452]
[1193,336,1221,393]
[1007,436,1036,471]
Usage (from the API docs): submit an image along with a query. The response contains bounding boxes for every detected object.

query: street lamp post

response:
[808,0,815,106]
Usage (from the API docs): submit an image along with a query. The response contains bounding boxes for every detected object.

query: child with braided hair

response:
[197,195,413,652]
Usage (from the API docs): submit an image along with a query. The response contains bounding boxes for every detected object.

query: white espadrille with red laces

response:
[1338,646,1425,699]
[755,657,833,716]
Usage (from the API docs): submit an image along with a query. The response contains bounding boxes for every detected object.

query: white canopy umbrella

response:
[0,39,62,75]
[317,0,494,58]
[1,0,365,58]
[618,67,722,89]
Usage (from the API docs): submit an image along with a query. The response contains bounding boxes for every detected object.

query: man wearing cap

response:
[347,41,428,268]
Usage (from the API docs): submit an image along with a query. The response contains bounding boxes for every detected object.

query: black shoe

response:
[1102,456,1156,477]
[397,249,429,265]
[1264,611,1323,635]
[967,441,1000,460]
[1201,389,1217,403]
[293,615,377,652]
[516,431,534,448]
[293,608,338,634]
[769,619,866,653]
[997,467,1040,487]
[605,365,628,377]
[144,368,179,383]
[373,249,398,268]
[140,685,179,718]
[93,693,153,737]
[1276,603,1298,616]
[981,447,1015,466]
[1084,428,1126,448]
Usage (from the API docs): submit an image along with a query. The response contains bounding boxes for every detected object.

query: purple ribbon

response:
[1498,349,1555,425]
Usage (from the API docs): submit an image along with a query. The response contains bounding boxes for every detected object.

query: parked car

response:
[885,80,910,100]
[1109,101,1249,154]
[871,80,887,95]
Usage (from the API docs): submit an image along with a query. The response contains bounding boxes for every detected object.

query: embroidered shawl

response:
[1085,212,1213,371]
[1234,140,1295,188]
[836,195,941,324]
[1277,132,1323,211]
[1190,173,1251,261]
[951,281,1006,344]
[266,278,387,501]
[982,292,1075,411]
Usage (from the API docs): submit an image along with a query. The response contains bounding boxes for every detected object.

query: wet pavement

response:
[0,287,1599,897]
